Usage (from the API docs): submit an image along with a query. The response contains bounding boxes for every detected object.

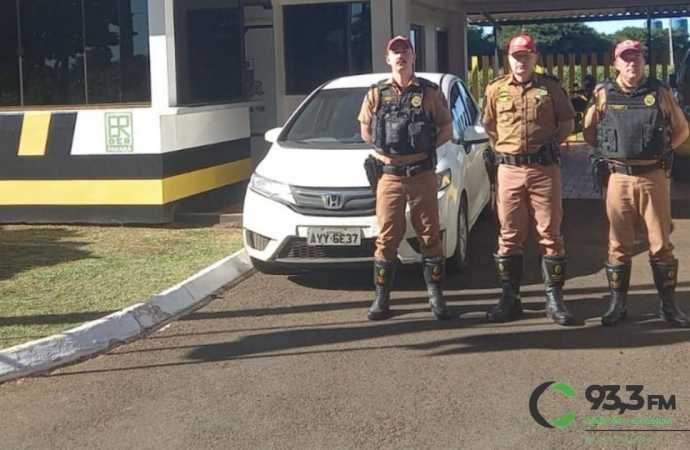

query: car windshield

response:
[282,87,369,147]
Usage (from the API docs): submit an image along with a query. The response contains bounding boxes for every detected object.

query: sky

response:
[482,17,689,35]
[586,18,688,34]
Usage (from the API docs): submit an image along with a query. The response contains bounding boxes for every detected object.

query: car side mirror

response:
[669,73,678,88]
[264,127,283,143]
[463,125,490,145]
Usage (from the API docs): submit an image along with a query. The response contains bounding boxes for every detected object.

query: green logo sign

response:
[530,381,577,428]
[106,113,134,153]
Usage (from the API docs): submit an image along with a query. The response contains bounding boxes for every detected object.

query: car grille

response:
[290,186,375,216]
[279,238,375,259]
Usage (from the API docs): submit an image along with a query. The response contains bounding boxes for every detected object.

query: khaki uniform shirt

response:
[583,77,690,164]
[482,73,576,155]
[358,76,452,165]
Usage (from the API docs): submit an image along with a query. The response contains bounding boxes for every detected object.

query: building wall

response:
[272,0,467,124]
[0,0,469,224]
[0,0,254,224]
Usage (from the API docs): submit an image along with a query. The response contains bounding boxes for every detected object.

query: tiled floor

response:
[560,142,690,200]
[560,143,598,199]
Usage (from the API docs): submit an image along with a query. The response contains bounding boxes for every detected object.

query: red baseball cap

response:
[614,40,643,59]
[508,34,537,54]
[386,35,413,52]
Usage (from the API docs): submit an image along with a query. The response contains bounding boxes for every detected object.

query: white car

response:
[242,72,493,274]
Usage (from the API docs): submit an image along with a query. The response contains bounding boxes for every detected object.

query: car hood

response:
[255,144,447,188]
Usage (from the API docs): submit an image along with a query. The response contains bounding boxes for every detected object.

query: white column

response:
[370,0,412,72]
[370,0,392,73]
[449,11,468,80]
[392,0,411,37]
[147,0,177,109]
[271,0,288,123]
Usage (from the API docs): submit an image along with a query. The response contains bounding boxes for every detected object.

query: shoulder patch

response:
[540,73,560,83]
[417,77,439,90]
[488,75,508,86]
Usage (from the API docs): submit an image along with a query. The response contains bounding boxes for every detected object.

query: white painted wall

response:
[159,106,251,153]
[410,2,451,73]
[147,0,177,109]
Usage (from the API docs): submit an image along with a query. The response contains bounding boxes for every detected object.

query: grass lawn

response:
[0,224,243,349]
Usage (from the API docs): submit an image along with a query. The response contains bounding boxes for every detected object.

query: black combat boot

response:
[486,254,524,322]
[542,255,573,326]
[423,257,451,320]
[368,260,397,320]
[651,259,690,328]
[601,263,631,327]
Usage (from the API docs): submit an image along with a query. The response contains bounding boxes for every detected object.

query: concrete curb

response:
[0,249,255,384]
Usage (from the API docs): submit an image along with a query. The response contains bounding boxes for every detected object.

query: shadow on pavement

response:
[181,301,690,363]
[286,199,658,292]
[179,282,690,322]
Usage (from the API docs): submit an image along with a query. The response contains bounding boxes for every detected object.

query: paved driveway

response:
[2,200,690,450]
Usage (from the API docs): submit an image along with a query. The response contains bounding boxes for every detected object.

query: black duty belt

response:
[607,160,667,175]
[496,143,560,166]
[382,157,435,177]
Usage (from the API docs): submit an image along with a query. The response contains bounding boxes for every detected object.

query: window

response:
[2,0,151,108]
[175,0,246,106]
[410,24,425,71]
[283,87,369,147]
[448,83,468,142]
[458,81,479,124]
[436,29,449,73]
[284,2,372,95]
[0,0,20,106]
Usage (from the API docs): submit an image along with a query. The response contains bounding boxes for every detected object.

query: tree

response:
[467,26,495,56]
[497,23,611,56]
[605,27,690,67]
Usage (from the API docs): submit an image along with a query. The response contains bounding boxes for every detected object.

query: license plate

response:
[307,228,361,246]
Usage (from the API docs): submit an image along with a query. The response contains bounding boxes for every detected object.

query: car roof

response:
[321,73,450,90]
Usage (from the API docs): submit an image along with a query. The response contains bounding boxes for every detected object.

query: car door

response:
[458,80,491,220]
[448,79,484,219]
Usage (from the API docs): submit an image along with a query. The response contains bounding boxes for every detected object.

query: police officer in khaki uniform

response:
[583,40,690,327]
[482,34,576,325]
[358,35,453,321]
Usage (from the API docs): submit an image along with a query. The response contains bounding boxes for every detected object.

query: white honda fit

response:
[242,73,493,274]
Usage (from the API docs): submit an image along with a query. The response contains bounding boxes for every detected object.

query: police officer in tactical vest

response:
[583,40,690,327]
[359,35,453,321]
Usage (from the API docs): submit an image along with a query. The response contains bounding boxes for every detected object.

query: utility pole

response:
[669,18,675,68]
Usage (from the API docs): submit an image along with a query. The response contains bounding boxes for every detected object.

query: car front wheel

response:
[447,196,469,274]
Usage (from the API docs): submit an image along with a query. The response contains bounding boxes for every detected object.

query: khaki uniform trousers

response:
[496,163,565,257]
[606,168,674,265]
[375,170,443,262]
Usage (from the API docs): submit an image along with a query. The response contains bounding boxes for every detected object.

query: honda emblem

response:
[323,194,343,210]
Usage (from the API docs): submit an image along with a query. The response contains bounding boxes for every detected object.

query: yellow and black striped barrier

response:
[0,112,252,223]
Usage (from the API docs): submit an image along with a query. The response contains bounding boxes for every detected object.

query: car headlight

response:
[249,173,295,204]
[437,169,451,191]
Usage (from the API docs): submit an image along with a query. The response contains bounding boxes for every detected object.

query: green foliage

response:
[467,64,676,101]
[470,23,690,66]
[497,23,611,55]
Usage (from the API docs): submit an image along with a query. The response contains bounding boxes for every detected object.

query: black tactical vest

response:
[371,78,437,156]
[597,78,672,160]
